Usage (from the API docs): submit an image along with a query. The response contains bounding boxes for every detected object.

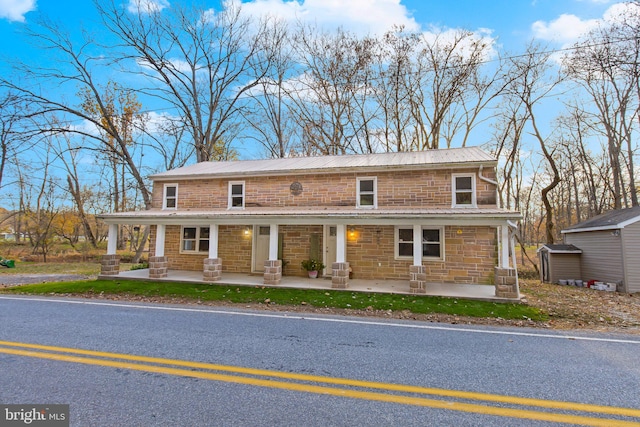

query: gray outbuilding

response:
[560,206,640,293]
[537,244,582,284]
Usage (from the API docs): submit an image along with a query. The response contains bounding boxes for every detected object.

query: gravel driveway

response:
[0,274,91,287]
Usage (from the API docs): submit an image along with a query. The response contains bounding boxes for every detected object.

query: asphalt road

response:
[1,295,639,426]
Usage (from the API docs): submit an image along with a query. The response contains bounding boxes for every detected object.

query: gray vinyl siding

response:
[621,222,640,293]
[549,254,581,284]
[565,230,624,285]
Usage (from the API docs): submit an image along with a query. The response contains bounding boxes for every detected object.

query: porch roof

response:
[99,206,521,226]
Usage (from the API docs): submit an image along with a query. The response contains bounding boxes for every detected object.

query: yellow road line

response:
[1,341,639,426]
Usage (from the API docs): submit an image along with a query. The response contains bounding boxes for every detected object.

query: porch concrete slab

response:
[105,269,517,302]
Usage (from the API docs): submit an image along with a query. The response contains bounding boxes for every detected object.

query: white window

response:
[163,184,178,210]
[228,181,245,209]
[357,177,377,208]
[181,226,210,253]
[452,174,476,208]
[395,226,444,261]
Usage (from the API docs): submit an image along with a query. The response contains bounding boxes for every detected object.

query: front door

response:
[253,225,271,272]
[324,225,337,276]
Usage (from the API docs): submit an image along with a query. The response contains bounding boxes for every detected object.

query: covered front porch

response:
[98,209,521,300]
[103,268,513,301]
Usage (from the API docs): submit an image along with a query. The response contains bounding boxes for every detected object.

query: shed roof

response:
[562,206,640,234]
[537,244,582,254]
[150,146,496,180]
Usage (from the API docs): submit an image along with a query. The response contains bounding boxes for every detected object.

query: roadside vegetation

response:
[0,277,547,322]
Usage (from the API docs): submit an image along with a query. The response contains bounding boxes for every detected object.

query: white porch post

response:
[149,224,168,279]
[264,224,282,285]
[269,223,279,260]
[208,224,219,259]
[500,225,510,268]
[155,224,166,257]
[204,224,222,283]
[413,224,422,266]
[409,224,427,294]
[494,223,519,299]
[107,224,118,255]
[336,224,346,263]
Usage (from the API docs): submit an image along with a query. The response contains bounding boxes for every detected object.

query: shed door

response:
[541,250,549,282]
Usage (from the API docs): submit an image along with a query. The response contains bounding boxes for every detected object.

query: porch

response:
[102,268,516,302]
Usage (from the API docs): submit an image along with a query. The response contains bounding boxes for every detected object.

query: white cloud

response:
[238,0,420,36]
[531,13,599,44]
[0,0,36,22]
[127,0,169,15]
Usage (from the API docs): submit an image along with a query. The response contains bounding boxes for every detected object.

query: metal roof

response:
[537,244,582,253]
[562,206,640,234]
[150,146,497,180]
[99,206,521,225]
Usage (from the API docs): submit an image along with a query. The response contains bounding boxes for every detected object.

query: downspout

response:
[478,164,500,208]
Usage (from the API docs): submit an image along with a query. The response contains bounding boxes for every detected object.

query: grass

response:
[0,278,548,322]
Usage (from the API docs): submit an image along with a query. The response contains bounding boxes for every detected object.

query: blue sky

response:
[0,0,629,60]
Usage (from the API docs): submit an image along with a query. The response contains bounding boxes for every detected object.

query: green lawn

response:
[0,278,548,321]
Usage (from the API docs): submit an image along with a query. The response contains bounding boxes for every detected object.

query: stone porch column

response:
[149,224,168,279]
[100,223,120,276]
[331,262,350,289]
[204,224,222,282]
[494,267,519,299]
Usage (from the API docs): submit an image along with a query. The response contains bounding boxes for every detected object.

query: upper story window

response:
[395,226,444,261]
[228,181,245,209]
[452,174,476,208]
[181,226,210,253]
[357,177,377,208]
[163,184,178,210]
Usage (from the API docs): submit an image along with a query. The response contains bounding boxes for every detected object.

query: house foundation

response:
[149,256,168,279]
[264,260,282,285]
[332,262,350,289]
[494,267,519,298]
[203,258,222,282]
[100,254,120,276]
[409,265,427,294]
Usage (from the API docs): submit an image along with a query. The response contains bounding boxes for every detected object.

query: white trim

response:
[452,174,476,208]
[356,176,377,209]
[394,225,445,262]
[228,181,245,209]
[162,183,178,210]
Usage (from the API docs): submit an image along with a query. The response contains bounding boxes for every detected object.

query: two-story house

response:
[99,147,521,298]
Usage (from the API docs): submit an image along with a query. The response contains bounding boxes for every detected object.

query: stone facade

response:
[152,168,498,210]
[123,156,517,294]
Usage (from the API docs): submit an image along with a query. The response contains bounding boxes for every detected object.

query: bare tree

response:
[505,43,564,243]
[96,0,276,162]
[563,2,640,208]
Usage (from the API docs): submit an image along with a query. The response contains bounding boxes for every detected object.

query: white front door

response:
[324,225,337,276]
[253,225,271,272]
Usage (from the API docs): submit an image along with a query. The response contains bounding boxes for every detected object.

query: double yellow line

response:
[1,340,639,426]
